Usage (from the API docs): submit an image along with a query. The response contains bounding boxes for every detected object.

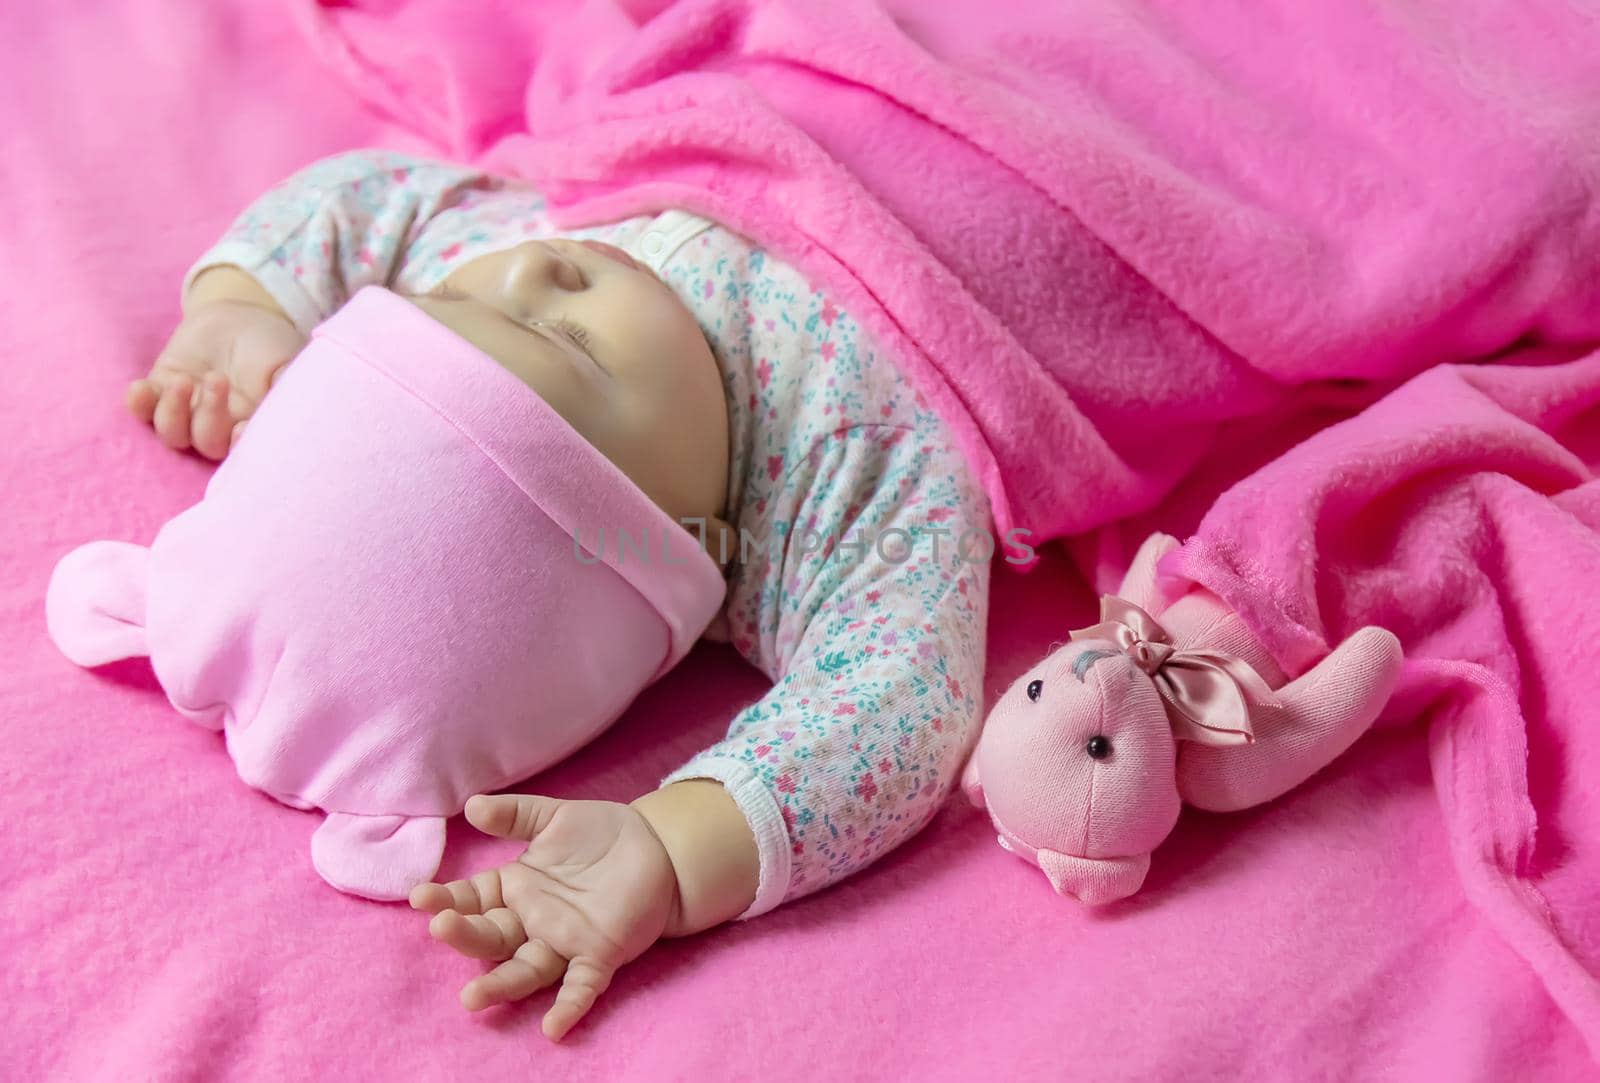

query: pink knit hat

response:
[45,287,727,900]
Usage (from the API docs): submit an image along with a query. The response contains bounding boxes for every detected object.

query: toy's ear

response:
[1178,627,1403,812]
[1116,533,1182,613]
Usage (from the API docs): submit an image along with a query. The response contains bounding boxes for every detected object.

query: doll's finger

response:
[429,907,526,961]
[125,379,160,424]
[408,882,454,914]
[190,373,234,461]
[464,793,562,844]
[226,386,252,425]
[462,938,567,1012]
[542,956,613,1041]
[152,376,195,451]
[411,868,506,917]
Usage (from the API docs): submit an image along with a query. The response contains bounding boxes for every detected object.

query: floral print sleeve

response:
[656,230,994,918]
[181,149,514,332]
[663,427,991,917]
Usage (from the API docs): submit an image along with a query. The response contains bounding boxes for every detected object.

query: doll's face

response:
[404,238,729,526]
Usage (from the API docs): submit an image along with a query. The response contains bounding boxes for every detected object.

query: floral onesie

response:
[187,151,996,918]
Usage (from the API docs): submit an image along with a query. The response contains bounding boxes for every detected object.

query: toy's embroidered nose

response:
[1071,649,1116,682]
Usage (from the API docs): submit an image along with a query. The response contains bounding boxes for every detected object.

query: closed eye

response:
[552,317,595,355]
[424,285,606,374]
[540,316,606,375]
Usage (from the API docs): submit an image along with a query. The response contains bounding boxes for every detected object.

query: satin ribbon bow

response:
[1068,596,1275,745]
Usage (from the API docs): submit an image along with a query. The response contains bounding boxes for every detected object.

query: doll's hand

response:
[409,794,680,1041]
[126,280,305,460]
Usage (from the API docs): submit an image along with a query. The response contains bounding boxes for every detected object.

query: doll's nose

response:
[504,240,588,295]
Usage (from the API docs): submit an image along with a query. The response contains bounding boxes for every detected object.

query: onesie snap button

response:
[641,232,665,256]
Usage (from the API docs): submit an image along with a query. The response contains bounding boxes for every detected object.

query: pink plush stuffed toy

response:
[962,532,1404,904]
[44,288,726,901]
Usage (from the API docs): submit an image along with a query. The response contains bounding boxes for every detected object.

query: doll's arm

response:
[629,779,760,934]
[656,426,991,917]
[131,151,506,457]
[182,149,504,332]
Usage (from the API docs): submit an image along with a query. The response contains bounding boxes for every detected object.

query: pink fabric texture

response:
[6,2,1600,1079]
[292,2,1600,1061]
[293,0,1600,544]
[965,534,1404,905]
[1162,354,1600,1057]
[43,287,726,900]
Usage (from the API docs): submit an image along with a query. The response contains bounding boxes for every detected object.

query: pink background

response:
[2,3,1589,1079]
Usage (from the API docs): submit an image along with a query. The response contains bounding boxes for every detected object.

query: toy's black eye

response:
[1026,679,1043,702]
[1086,735,1111,759]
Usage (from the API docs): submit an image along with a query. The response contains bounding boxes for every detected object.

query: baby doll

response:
[118,150,995,1039]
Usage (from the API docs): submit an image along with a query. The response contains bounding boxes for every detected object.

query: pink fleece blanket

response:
[5,2,1599,1080]
[294,0,1600,541]
[1163,352,1600,1054]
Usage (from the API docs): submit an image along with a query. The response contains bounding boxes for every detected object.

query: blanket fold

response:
[1166,351,1600,1053]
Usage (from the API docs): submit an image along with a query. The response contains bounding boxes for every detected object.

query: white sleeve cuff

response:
[181,241,327,335]
[660,754,792,920]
